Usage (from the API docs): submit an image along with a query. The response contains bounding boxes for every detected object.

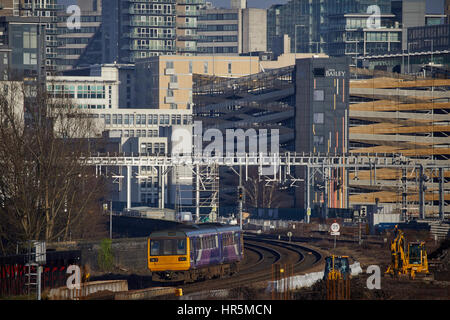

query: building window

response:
[117,114,122,125]
[228,62,232,74]
[204,61,208,73]
[166,61,174,69]
[314,90,324,101]
[188,61,193,74]
[313,113,324,124]
[313,68,325,77]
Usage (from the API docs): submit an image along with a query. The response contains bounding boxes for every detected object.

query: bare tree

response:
[243,167,291,209]
[0,81,107,254]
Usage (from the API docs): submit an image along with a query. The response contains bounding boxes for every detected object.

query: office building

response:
[322,0,402,58]
[230,0,246,9]
[266,4,283,57]
[446,0,450,23]
[408,23,450,56]
[197,3,267,55]
[46,63,193,209]
[400,0,426,51]
[295,56,350,210]
[265,0,438,61]
[56,0,102,71]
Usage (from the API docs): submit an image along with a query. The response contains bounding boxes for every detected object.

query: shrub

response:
[97,238,114,272]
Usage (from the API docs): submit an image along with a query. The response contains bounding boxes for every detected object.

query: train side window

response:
[234,232,240,244]
[177,239,186,255]
[150,240,160,256]
[195,238,201,250]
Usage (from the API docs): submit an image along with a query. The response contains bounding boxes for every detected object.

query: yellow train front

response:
[148,224,244,283]
[148,230,190,282]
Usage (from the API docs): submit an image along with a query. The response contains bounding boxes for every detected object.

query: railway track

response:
[180,235,322,295]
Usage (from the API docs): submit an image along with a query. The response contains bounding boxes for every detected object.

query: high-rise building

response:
[197,3,267,55]
[0,1,60,75]
[0,16,48,81]
[267,0,321,55]
[101,0,205,64]
[266,0,418,60]
[295,56,350,210]
[322,0,402,58]
[401,0,426,51]
[19,0,60,75]
[56,0,102,71]
[266,4,283,57]
[446,0,450,23]
[175,0,203,56]
[230,0,246,9]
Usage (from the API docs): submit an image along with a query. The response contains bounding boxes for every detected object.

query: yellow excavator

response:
[385,226,430,279]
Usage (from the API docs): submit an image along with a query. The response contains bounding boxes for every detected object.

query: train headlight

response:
[150,258,158,262]
[178,257,187,261]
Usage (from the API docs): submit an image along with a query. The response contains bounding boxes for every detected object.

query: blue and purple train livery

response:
[148,223,244,282]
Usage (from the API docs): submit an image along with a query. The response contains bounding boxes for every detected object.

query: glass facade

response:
[267,0,402,57]
[408,24,450,53]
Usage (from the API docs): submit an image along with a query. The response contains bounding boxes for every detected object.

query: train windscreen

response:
[150,238,187,256]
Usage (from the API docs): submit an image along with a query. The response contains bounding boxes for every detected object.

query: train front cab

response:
[147,231,190,282]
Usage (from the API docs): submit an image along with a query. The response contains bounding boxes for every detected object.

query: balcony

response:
[169,82,179,89]
[177,46,197,53]
[177,23,198,29]
[165,68,175,75]
[123,32,175,40]
[176,34,199,41]
[176,10,200,16]
[128,8,175,15]
[165,96,175,104]
[126,20,175,27]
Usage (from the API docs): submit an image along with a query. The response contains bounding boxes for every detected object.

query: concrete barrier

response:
[114,287,176,300]
[48,280,128,300]
[266,262,362,293]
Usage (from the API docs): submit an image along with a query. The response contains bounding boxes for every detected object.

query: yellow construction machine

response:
[385,226,430,279]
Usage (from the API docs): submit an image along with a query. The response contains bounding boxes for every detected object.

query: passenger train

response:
[147,223,244,282]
